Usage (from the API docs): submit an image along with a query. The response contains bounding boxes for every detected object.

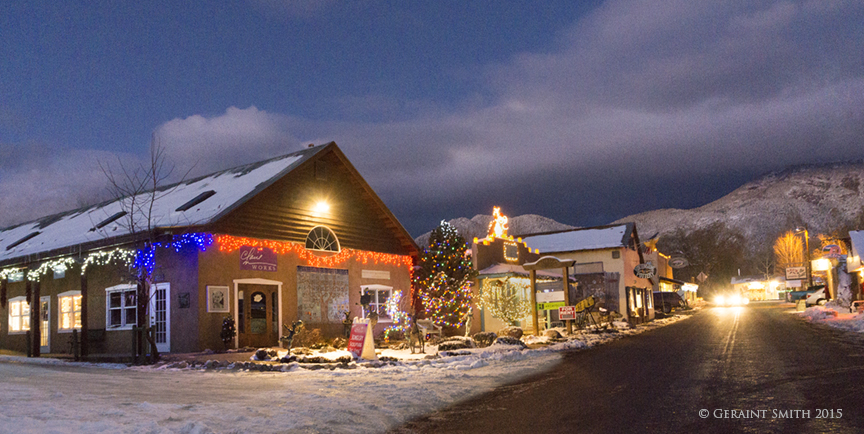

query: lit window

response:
[58,291,82,332]
[105,284,137,329]
[8,297,30,333]
[361,285,392,321]
[503,241,519,262]
[305,226,340,252]
[8,271,24,282]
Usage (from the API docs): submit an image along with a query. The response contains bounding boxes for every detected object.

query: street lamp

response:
[795,227,813,288]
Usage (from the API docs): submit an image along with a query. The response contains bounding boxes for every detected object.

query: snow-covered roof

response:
[0,144,327,265]
[848,230,864,272]
[521,224,633,254]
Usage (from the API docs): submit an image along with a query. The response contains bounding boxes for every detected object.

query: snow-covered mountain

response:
[416,161,864,252]
[613,161,864,249]
[415,214,575,247]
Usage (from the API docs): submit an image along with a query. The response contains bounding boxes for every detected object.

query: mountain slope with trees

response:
[615,161,864,254]
[417,161,864,294]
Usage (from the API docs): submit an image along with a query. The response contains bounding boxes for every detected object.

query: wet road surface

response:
[394,303,864,434]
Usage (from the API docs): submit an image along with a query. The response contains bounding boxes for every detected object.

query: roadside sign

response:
[537,301,565,310]
[822,244,842,259]
[668,256,689,269]
[559,306,576,320]
[347,322,367,357]
[347,319,377,360]
[634,262,657,279]
[785,266,806,280]
[536,291,565,303]
[697,272,708,283]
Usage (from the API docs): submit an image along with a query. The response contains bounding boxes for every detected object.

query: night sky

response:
[2,1,863,237]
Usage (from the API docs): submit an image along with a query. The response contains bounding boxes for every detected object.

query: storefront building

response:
[0,142,417,358]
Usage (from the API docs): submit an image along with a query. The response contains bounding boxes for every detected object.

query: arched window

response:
[305,226,340,252]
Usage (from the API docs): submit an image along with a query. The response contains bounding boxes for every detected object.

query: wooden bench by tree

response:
[416,319,442,339]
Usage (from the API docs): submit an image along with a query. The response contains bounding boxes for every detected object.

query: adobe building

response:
[519,223,656,324]
[0,142,417,359]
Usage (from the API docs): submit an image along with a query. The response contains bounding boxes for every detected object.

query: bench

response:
[416,319,442,339]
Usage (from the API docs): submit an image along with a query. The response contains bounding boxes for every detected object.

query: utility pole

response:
[796,227,813,288]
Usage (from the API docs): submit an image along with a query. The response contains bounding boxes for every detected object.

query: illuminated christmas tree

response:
[414,221,477,329]
[478,277,532,326]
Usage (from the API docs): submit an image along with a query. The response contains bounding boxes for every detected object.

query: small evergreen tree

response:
[220,316,236,350]
[414,221,477,329]
[478,278,532,326]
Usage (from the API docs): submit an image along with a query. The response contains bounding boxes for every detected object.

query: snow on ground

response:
[0,314,692,434]
[797,305,864,333]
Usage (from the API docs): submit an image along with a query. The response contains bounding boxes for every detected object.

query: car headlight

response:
[730,295,742,305]
[715,295,725,306]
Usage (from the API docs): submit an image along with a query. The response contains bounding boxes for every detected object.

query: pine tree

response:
[220,316,236,350]
[414,221,477,329]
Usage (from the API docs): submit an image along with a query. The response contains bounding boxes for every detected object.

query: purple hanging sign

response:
[240,246,277,272]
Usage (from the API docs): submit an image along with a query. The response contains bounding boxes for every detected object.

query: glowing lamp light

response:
[812,258,832,272]
[313,201,330,213]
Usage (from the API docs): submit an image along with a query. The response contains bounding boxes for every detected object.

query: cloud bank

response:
[2,0,862,235]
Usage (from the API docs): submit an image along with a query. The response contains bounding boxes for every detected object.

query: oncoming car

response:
[713,293,749,307]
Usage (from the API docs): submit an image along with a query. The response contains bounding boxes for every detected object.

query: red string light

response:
[215,234,413,272]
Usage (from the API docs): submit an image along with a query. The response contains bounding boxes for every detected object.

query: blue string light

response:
[135,232,214,275]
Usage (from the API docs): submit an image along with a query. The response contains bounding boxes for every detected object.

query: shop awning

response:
[477,263,565,279]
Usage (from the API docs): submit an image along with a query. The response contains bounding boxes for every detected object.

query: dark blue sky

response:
[2,1,863,236]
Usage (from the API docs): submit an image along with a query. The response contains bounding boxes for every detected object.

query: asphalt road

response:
[395,303,864,434]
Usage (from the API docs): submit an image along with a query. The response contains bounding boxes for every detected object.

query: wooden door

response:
[238,284,278,348]
[40,297,50,353]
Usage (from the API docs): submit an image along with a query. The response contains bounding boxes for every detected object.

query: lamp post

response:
[795,227,813,288]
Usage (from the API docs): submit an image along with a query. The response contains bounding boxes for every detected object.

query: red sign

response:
[559,306,576,320]
[347,323,368,358]
[240,246,277,271]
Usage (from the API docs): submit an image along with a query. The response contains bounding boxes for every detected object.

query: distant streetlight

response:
[794,227,813,288]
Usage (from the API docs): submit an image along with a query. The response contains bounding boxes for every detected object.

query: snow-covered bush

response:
[472,332,497,348]
[437,336,476,351]
[493,336,527,349]
[802,306,839,321]
[497,326,523,339]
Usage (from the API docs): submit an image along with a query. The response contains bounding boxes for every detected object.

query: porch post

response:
[530,269,539,336]
[80,272,89,357]
[31,279,41,357]
[563,266,572,335]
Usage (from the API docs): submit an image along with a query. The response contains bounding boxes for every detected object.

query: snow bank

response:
[0,313,694,434]
[801,306,839,321]
[798,307,864,334]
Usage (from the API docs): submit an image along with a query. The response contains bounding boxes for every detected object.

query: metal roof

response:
[0,144,327,265]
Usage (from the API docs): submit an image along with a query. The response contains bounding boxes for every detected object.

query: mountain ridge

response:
[415,161,864,252]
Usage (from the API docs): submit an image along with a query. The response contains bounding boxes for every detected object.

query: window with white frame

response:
[58,291,82,332]
[8,271,24,282]
[8,296,30,333]
[361,285,392,321]
[106,284,137,329]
